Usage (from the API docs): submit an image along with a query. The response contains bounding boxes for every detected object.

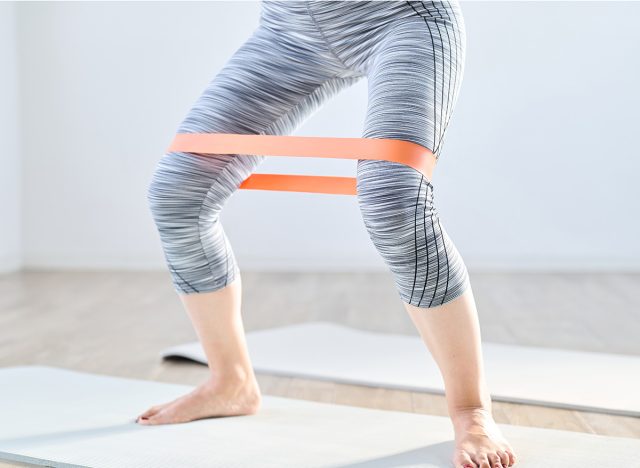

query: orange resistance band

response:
[166,133,436,195]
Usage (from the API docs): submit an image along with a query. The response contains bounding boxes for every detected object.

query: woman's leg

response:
[139,15,362,424]
[406,291,516,468]
[355,12,516,468]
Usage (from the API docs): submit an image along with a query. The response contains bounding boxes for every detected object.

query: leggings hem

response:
[174,268,241,296]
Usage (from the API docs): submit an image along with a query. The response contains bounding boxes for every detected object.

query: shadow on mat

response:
[334,441,454,467]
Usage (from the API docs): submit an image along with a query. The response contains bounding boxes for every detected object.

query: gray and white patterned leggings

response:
[148,0,471,308]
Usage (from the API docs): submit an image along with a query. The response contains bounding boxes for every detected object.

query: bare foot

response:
[451,407,517,468]
[136,374,262,425]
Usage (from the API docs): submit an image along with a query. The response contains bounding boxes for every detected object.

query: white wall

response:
[0,2,22,273]
[14,1,640,272]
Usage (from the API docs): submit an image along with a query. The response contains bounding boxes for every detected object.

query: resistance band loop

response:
[167,133,436,195]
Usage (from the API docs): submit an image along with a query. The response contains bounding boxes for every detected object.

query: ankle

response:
[207,364,256,390]
[449,393,492,418]
[450,404,493,428]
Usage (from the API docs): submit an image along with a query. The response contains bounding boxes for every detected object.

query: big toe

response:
[137,404,167,423]
[139,408,175,425]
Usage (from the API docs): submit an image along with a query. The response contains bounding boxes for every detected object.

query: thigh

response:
[178,25,355,136]
[167,22,362,190]
[362,11,466,161]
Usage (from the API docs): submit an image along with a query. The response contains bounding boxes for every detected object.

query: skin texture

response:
[136,275,517,468]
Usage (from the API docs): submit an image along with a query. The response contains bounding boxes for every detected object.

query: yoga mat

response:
[162,321,640,417]
[1,366,639,468]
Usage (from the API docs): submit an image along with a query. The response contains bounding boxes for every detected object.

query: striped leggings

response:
[147,0,470,308]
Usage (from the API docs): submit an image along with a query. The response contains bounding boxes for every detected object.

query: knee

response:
[356,160,428,233]
[146,152,239,294]
[146,152,224,230]
[356,160,470,308]
[147,155,184,228]
[146,161,167,224]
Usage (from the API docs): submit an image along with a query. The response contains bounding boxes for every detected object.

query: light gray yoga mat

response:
[1,366,639,468]
[162,321,640,417]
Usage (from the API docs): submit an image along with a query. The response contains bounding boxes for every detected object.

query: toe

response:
[456,450,477,468]
[497,450,510,467]
[488,452,504,468]
[137,404,165,422]
[145,409,173,425]
[475,454,491,468]
[504,448,516,466]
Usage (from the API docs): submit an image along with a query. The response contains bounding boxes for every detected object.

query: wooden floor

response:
[0,269,638,466]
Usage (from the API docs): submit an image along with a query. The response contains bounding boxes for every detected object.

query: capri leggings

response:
[148,0,471,308]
